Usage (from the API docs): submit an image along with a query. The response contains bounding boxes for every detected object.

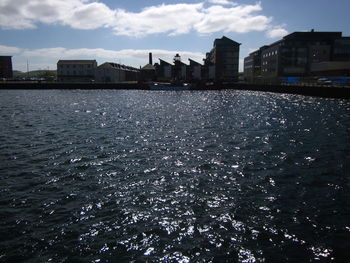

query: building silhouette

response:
[96,62,140,83]
[173,54,188,83]
[156,59,173,82]
[188,59,203,82]
[244,31,350,83]
[0,56,13,79]
[204,36,240,82]
[140,64,156,82]
[244,46,268,83]
[140,53,156,82]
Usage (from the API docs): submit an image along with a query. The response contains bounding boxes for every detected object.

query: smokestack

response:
[149,52,153,65]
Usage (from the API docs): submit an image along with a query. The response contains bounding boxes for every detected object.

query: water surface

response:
[0,89,349,262]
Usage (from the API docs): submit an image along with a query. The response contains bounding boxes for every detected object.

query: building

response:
[188,59,203,82]
[57,60,97,82]
[333,37,350,61]
[173,54,187,82]
[243,46,268,83]
[203,52,215,81]
[244,31,350,83]
[261,41,282,81]
[310,61,350,76]
[204,36,240,82]
[140,53,156,82]
[96,62,139,83]
[157,59,173,81]
[0,56,13,79]
[140,64,156,82]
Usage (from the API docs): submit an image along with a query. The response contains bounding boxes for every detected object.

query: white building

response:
[57,60,97,82]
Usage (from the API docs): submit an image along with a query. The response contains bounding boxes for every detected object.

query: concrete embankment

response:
[0,82,147,90]
[193,82,350,99]
[226,83,350,99]
[1,81,350,99]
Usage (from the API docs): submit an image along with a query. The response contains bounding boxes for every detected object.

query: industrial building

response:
[188,59,203,82]
[156,59,173,82]
[95,63,139,83]
[140,53,156,82]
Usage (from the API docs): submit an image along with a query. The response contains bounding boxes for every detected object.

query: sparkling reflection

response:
[0,90,349,262]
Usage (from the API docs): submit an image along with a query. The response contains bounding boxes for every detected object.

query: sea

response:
[0,89,349,263]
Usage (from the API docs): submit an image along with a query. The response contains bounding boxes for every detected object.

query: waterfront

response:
[0,89,349,262]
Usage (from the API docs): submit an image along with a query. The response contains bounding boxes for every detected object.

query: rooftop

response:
[214,36,241,47]
[58,60,96,64]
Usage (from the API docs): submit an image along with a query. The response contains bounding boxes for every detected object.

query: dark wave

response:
[0,90,349,262]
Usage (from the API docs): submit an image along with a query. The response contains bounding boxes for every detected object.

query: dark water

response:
[0,89,350,263]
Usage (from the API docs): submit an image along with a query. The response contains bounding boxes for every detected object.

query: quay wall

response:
[193,82,350,99]
[0,82,147,90]
[227,83,350,99]
[1,81,350,99]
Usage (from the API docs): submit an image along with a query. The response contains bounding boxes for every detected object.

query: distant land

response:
[12,70,56,80]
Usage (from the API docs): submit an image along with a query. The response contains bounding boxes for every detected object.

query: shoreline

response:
[1,81,350,99]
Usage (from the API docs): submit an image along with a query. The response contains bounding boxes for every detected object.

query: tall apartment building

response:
[0,56,13,79]
[57,60,97,82]
[204,36,240,82]
[244,31,350,82]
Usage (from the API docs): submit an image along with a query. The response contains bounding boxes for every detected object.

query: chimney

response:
[149,52,153,65]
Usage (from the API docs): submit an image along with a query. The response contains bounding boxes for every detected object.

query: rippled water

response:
[0,89,350,262]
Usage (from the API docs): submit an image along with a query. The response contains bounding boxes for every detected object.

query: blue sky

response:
[1,0,350,72]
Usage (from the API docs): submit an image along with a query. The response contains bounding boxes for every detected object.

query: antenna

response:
[27,60,29,79]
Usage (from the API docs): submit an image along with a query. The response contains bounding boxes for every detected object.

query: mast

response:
[26,60,29,80]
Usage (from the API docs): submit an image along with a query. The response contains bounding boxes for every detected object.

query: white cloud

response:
[194,4,271,34]
[266,27,288,38]
[0,45,22,54]
[0,45,205,71]
[0,0,286,37]
[0,0,115,30]
[113,3,205,36]
[207,0,237,6]
[63,1,116,30]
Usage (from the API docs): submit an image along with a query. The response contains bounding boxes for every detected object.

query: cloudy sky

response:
[0,0,349,72]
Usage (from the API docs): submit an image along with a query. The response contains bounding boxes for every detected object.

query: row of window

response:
[263,50,278,58]
[58,70,93,75]
[59,64,93,69]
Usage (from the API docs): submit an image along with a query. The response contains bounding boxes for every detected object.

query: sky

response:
[1,0,350,72]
